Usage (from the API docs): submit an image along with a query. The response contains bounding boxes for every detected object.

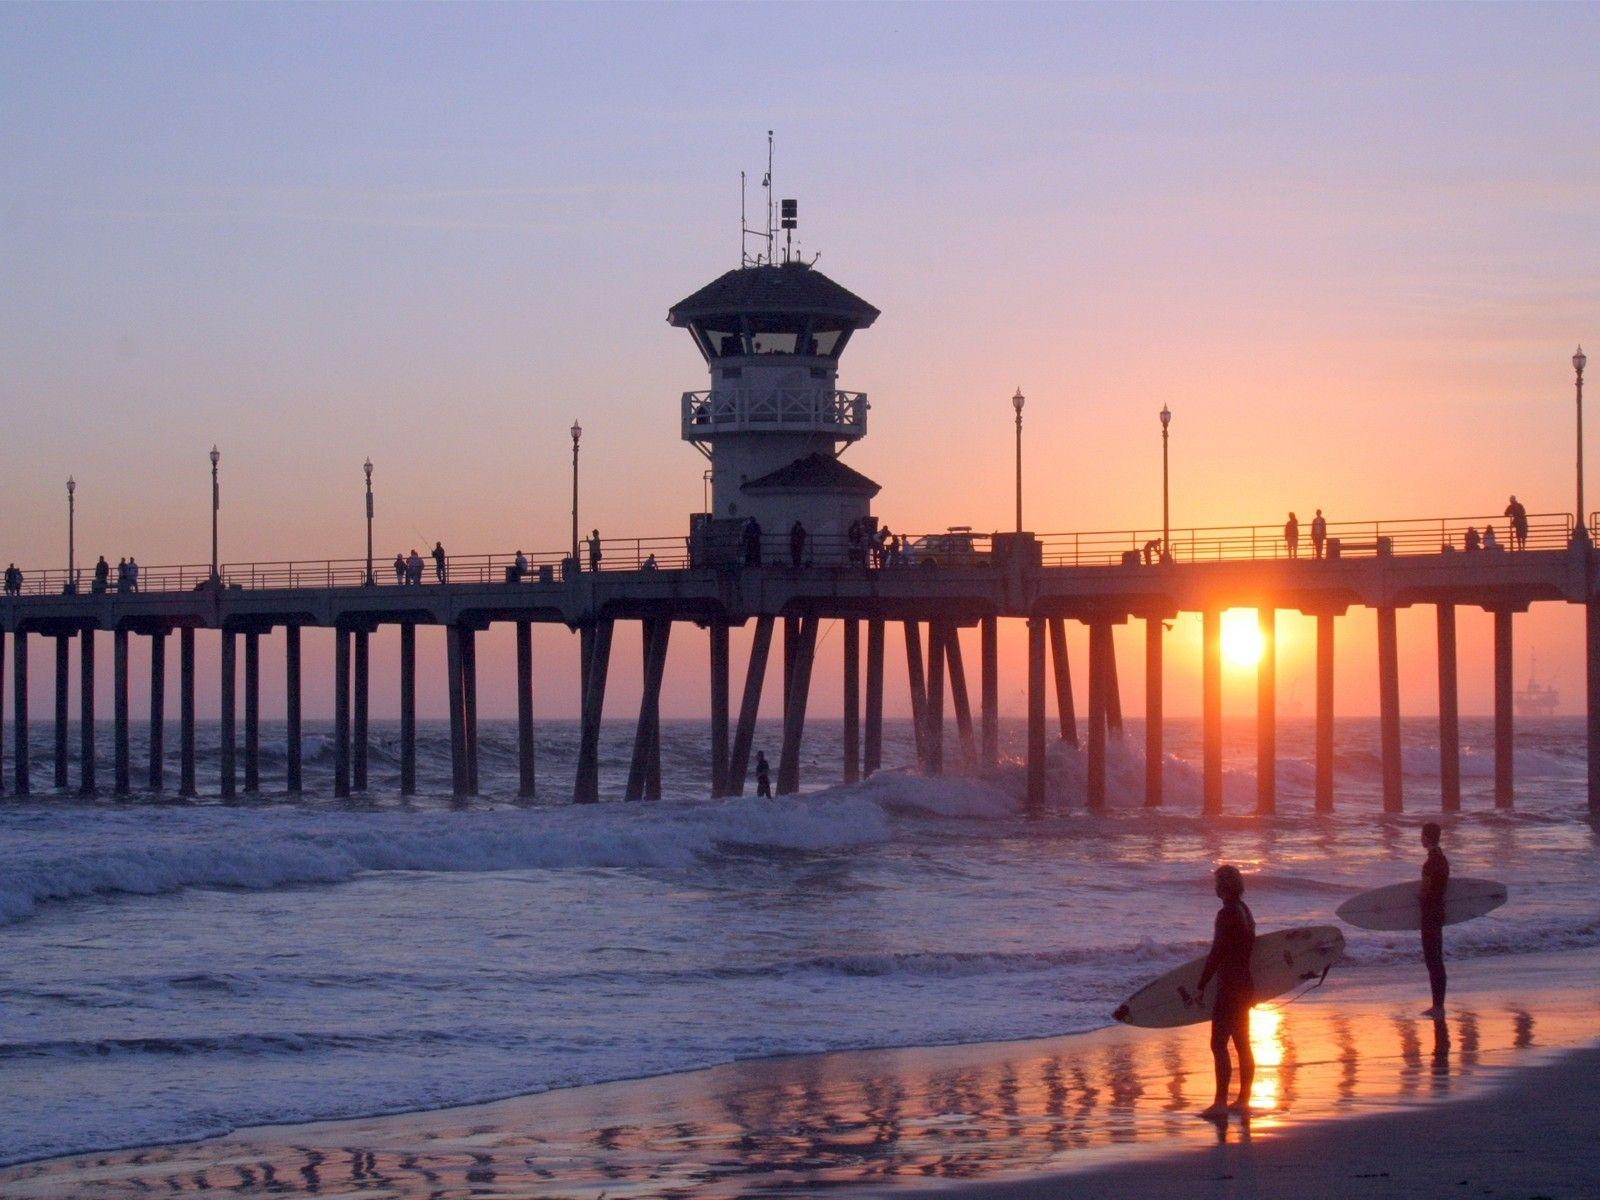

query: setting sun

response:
[1222,610,1265,669]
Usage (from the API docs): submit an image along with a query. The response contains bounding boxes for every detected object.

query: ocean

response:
[1,716,1596,1168]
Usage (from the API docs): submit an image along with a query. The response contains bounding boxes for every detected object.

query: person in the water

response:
[1195,864,1256,1118]
[1420,821,1450,1017]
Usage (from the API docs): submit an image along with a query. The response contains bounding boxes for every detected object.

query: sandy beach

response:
[4,948,1596,1199]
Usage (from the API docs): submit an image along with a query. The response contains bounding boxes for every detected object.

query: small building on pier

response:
[671,259,881,562]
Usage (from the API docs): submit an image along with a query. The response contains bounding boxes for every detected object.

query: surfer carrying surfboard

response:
[1194,865,1256,1118]
[1420,822,1450,1017]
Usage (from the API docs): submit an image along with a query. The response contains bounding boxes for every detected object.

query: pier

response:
[3,255,1596,816]
[0,511,1595,815]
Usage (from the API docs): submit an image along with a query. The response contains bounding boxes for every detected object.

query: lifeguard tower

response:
[670,204,881,565]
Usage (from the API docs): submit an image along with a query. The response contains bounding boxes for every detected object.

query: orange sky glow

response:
[2,5,1596,721]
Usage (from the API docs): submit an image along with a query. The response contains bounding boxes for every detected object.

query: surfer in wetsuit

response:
[1195,864,1256,1118]
[1420,821,1449,1017]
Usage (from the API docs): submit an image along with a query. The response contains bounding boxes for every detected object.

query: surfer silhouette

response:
[1420,822,1450,1017]
[1195,865,1256,1118]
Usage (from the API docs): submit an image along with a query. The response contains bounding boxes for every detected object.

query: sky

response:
[1,2,1597,722]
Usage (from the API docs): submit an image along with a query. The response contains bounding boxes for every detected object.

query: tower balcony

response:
[681,387,868,442]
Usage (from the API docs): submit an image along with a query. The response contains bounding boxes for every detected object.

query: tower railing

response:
[681,387,867,439]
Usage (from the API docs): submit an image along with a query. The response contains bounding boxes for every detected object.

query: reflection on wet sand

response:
[2,988,1592,1199]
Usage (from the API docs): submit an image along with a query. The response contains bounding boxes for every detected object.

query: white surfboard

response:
[1112,925,1346,1030]
[1335,878,1507,932]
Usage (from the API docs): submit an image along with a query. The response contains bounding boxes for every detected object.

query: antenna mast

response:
[739,132,777,267]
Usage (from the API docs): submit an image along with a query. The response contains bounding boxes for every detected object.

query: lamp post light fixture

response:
[1160,404,1172,563]
[66,476,76,593]
[570,421,583,570]
[363,457,375,585]
[1575,346,1588,548]
[209,445,221,583]
[1012,387,1026,534]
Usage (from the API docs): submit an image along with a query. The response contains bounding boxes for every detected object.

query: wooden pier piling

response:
[333,627,351,799]
[1202,610,1222,816]
[729,614,773,795]
[1436,604,1460,812]
[1493,608,1514,808]
[864,618,884,776]
[285,626,302,794]
[574,620,613,802]
[352,629,369,793]
[179,628,195,797]
[1145,616,1163,807]
[709,622,730,796]
[462,628,481,795]
[11,632,26,796]
[626,619,670,800]
[219,630,236,799]
[1589,600,1600,815]
[113,628,129,795]
[945,624,976,768]
[980,615,998,770]
[398,622,415,796]
[1087,621,1109,811]
[842,619,860,784]
[925,621,945,775]
[904,620,929,769]
[148,630,166,793]
[777,615,817,794]
[516,620,535,799]
[1256,608,1276,816]
[79,628,95,795]
[1315,612,1335,813]
[54,635,69,790]
[1377,606,1402,813]
[244,631,261,794]
[1048,617,1076,746]
[1026,615,1046,811]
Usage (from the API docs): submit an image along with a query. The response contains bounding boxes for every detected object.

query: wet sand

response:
[4,950,1597,1198]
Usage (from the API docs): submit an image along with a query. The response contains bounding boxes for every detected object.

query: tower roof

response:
[668,262,879,328]
[740,452,881,497]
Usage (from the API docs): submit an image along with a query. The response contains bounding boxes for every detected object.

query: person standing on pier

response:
[4,564,21,595]
[93,556,110,594]
[407,549,423,585]
[872,525,889,568]
[742,517,762,567]
[1311,510,1327,560]
[1504,495,1528,550]
[127,557,139,592]
[789,520,807,568]
[1284,513,1300,559]
[847,518,865,568]
[1420,821,1450,1018]
[587,530,602,573]
[1195,864,1256,1119]
[433,542,448,583]
[755,751,772,798]
[1464,526,1481,552]
[394,553,406,585]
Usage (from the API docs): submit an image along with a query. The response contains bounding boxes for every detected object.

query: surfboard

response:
[1112,925,1346,1029]
[1335,878,1508,932]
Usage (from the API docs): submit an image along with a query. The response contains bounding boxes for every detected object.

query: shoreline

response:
[4,948,1597,1198]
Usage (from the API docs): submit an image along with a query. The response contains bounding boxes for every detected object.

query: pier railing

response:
[0,513,1573,597]
[1034,512,1573,566]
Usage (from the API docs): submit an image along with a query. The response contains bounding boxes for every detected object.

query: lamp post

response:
[209,445,220,583]
[363,457,375,585]
[1160,405,1172,563]
[66,476,76,592]
[1012,388,1025,533]
[570,421,582,569]
[1575,346,1588,548]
